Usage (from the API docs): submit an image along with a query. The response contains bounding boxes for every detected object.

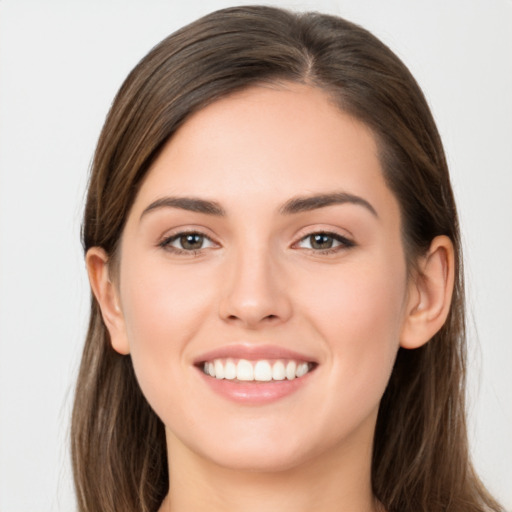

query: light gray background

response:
[0,1,511,510]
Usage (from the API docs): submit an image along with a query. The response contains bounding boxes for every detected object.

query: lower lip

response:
[196,367,314,404]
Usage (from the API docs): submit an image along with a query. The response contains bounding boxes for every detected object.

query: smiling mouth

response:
[199,358,316,382]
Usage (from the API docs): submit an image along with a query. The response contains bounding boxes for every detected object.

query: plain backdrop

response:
[0,1,511,511]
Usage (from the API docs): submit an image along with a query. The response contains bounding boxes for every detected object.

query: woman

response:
[71,5,504,512]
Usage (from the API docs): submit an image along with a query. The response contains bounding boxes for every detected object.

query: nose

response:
[218,245,293,329]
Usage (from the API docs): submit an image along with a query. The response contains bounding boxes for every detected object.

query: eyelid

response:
[156,226,355,256]
[292,229,356,253]
[158,228,219,254]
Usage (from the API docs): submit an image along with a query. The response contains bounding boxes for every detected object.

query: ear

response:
[400,235,455,349]
[86,247,130,355]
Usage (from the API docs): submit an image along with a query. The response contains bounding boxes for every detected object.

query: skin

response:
[87,83,454,512]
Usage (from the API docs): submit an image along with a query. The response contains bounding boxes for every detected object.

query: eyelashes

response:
[293,232,355,253]
[160,232,217,253]
[158,230,355,256]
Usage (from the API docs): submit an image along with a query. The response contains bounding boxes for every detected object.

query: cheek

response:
[302,252,406,336]
[121,254,213,337]
[118,257,216,398]
[299,254,407,407]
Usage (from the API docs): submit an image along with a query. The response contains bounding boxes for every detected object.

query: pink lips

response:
[193,344,317,365]
[194,344,317,405]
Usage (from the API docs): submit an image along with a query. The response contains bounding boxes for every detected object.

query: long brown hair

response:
[72,6,503,512]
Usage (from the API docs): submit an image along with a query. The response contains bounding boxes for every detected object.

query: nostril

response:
[226,313,279,323]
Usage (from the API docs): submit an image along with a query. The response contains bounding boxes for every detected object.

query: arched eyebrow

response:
[140,191,378,219]
[279,192,378,217]
[141,197,226,219]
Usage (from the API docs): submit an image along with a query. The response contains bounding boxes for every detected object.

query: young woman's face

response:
[114,83,413,472]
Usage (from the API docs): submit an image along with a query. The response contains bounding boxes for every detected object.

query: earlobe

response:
[86,247,130,355]
[400,235,455,349]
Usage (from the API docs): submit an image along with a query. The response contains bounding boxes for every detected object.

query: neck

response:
[159,422,381,512]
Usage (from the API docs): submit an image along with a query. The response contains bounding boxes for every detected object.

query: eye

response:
[295,232,354,253]
[159,231,216,253]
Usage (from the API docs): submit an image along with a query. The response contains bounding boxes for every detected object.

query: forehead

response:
[130,83,398,222]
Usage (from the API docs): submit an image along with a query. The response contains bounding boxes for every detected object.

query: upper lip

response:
[193,343,318,365]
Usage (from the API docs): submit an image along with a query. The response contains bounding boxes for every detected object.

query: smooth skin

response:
[87,83,454,512]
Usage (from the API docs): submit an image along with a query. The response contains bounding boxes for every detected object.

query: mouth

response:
[193,344,319,403]
[198,358,317,382]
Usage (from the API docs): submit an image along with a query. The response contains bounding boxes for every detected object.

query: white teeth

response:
[224,359,237,380]
[254,360,272,381]
[296,362,309,378]
[272,361,286,381]
[214,359,224,379]
[202,358,312,382]
[285,361,297,380]
[237,359,254,381]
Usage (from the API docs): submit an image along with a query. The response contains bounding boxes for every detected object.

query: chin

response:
[188,418,349,475]
[202,442,314,473]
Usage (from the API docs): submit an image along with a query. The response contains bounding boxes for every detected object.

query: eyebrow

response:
[141,196,226,219]
[140,191,378,219]
[279,192,378,217]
